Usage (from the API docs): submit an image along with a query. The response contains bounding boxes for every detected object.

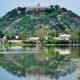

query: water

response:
[0,45,80,80]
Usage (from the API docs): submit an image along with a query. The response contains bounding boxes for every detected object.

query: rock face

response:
[0,5,80,36]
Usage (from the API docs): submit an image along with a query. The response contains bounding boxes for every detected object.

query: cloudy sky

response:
[0,0,80,17]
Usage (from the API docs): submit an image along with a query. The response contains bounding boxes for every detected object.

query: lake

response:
[0,45,80,80]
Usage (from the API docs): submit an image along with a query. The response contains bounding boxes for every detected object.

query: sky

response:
[0,0,80,17]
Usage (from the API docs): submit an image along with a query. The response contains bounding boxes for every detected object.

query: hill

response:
[0,5,80,36]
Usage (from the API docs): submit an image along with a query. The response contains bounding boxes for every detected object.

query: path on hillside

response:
[5,18,23,31]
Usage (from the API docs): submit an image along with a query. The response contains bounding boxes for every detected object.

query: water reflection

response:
[54,48,71,55]
[0,45,80,80]
[0,45,39,54]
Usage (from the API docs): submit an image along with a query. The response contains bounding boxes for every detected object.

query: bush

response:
[43,38,69,44]
[26,41,36,44]
[55,40,69,44]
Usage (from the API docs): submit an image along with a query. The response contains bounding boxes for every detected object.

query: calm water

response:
[0,45,80,80]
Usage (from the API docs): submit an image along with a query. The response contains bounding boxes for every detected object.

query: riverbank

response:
[0,42,80,47]
[45,44,80,46]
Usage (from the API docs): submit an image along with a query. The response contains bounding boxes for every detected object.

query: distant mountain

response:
[0,5,80,36]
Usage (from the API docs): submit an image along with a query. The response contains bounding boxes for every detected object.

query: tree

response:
[55,5,60,10]
[18,32,26,39]
[61,8,68,12]
[0,30,4,38]
[77,31,80,44]
[69,31,80,44]
[57,15,62,22]
[35,28,51,38]
[48,30,58,37]
[50,5,55,10]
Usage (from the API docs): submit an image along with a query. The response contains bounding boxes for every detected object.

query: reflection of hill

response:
[0,47,80,79]
[0,45,38,54]
[0,45,9,52]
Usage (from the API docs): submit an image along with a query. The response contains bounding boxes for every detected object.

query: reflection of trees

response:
[0,47,80,79]
[0,45,9,51]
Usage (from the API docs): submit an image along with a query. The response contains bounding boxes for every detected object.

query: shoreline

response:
[0,43,80,47]
[44,44,80,46]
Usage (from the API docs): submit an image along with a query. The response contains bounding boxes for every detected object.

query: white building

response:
[59,34,71,40]
[29,37,40,42]
[8,40,22,43]
[54,33,71,41]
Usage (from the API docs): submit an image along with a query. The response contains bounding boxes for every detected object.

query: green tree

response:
[55,5,60,10]
[35,28,51,38]
[18,32,26,39]
[57,15,62,22]
[0,30,4,38]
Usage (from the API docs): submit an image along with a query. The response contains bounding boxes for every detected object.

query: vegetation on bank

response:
[0,28,80,45]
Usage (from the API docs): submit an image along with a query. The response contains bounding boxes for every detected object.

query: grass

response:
[77,76,80,80]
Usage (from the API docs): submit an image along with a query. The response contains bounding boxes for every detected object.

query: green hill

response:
[0,5,80,36]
